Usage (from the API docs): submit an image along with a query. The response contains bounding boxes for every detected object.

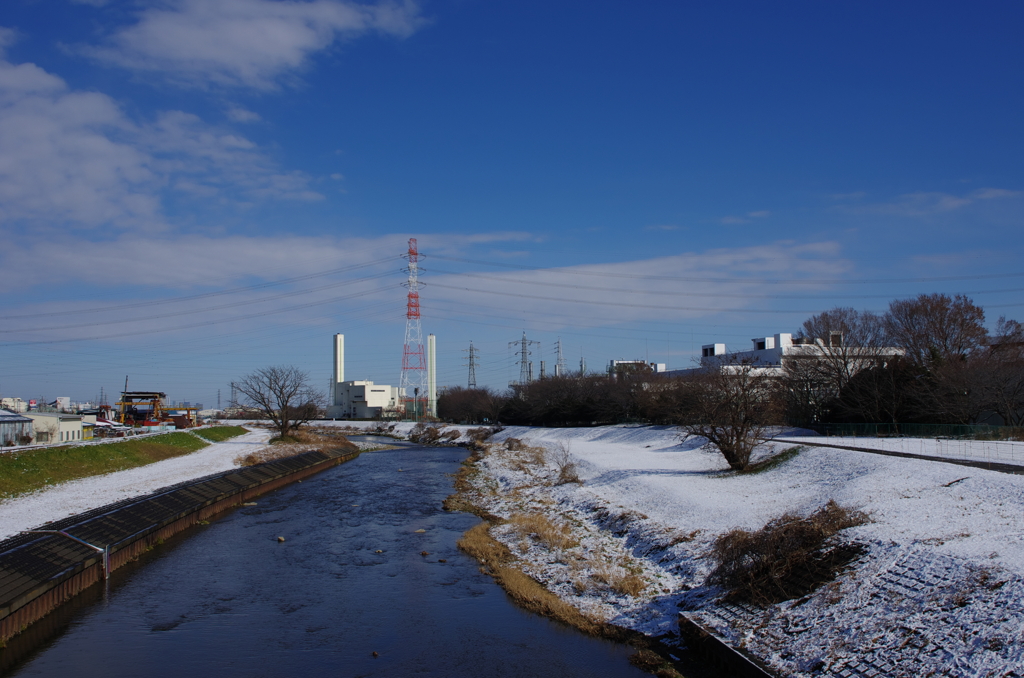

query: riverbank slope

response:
[429,423,1024,678]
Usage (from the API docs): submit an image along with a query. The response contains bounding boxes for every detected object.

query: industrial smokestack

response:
[427,334,437,418]
[333,334,344,406]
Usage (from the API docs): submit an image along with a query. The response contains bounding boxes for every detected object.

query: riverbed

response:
[2,442,650,677]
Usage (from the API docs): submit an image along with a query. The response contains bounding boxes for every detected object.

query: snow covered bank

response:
[455,424,1024,677]
[776,434,1024,466]
[0,427,271,540]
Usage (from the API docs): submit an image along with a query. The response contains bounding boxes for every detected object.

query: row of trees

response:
[439,294,1024,430]
[785,295,1023,426]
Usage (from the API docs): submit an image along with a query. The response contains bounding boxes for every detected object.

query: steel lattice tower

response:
[555,337,567,377]
[510,332,539,385]
[465,341,479,388]
[400,238,427,417]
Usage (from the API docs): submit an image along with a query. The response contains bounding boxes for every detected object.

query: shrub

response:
[551,441,582,485]
[708,500,868,604]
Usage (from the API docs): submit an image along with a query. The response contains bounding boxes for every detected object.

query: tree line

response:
[438,293,1024,430]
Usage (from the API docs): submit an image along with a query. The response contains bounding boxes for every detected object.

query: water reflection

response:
[5,444,651,677]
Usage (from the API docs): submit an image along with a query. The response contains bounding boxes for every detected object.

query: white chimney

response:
[427,334,437,417]
[333,334,344,405]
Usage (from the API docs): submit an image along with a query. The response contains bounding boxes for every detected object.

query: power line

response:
[426,267,1024,301]
[425,254,1024,285]
[0,256,398,321]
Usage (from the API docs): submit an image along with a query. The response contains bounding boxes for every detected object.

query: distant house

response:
[0,409,33,447]
[24,412,85,444]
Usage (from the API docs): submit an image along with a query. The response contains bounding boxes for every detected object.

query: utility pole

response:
[464,341,479,388]
[509,332,540,385]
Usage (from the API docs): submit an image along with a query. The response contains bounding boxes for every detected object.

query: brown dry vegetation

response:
[234,427,357,466]
[507,513,576,551]
[459,523,623,638]
[708,500,869,605]
[457,523,682,677]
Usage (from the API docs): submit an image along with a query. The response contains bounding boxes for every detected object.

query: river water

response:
[4,440,655,677]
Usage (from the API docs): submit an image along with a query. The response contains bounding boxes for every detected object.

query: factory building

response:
[325,334,401,419]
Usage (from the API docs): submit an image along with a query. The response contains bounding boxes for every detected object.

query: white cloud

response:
[644,224,680,231]
[225,106,262,122]
[973,187,1021,200]
[852,188,1020,217]
[747,210,770,218]
[0,27,17,53]
[720,215,748,224]
[0,53,322,232]
[428,241,851,327]
[82,0,426,90]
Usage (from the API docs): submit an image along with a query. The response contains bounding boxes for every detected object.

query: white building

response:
[24,412,86,444]
[607,360,667,378]
[667,332,905,378]
[329,380,401,419]
[325,334,402,419]
[0,398,27,413]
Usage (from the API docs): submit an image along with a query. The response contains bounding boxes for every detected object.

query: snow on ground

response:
[441,423,1024,677]
[5,418,1023,675]
[0,427,271,540]
[777,434,1024,466]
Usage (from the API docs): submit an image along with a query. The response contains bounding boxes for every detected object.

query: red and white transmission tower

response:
[400,238,427,418]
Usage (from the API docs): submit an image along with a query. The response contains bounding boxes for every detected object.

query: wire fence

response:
[808,422,1024,440]
[799,423,1024,466]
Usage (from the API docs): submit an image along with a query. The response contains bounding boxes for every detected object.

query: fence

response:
[792,423,1024,467]
[808,423,1022,441]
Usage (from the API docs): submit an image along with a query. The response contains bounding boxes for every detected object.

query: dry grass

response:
[508,512,576,551]
[708,500,869,605]
[458,523,630,640]
[589,561,647,597]
[234,428,356,466]
[551,440,582,485]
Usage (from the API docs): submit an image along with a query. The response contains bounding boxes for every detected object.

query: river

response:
[3,440,655,677]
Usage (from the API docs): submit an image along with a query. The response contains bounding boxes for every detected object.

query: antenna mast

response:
[400,238,428,418]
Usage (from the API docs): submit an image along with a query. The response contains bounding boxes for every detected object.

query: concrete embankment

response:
[0,445,359,643]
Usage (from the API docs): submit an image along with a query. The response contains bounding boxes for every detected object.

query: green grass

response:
[0,432,214,500]
[195,425,249,442]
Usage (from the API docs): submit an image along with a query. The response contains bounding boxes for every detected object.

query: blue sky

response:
[1,0,1022,407]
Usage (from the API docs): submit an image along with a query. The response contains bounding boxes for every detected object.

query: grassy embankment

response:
[0,426,249,500]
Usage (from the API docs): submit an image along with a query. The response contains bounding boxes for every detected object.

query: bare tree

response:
[678,359,784,471]
[885,293,987,367]
[234,366,325,439]
[978,316,1024,426]
[786,307,893,422]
